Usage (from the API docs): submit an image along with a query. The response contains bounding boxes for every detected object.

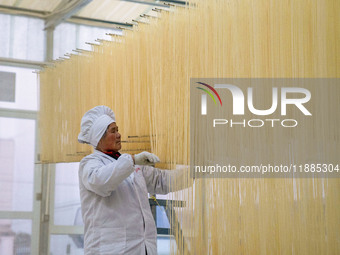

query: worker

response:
[77,105,187,255]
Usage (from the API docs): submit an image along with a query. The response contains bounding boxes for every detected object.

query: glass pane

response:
[0,219,32,255]
[53,22,122,60]
[0,118,35,211]
[158,236,176,255]
[0,14,45,61]
[157,206,170,228]
[50,234,84,255]
[54,163,82,226]
[0,66,38,111]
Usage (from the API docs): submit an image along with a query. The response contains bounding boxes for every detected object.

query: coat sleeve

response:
[141,166,190,195]
[79,154,135,197]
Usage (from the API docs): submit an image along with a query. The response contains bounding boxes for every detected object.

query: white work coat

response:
[79,150,179,255]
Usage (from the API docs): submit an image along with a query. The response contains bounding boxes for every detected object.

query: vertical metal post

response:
[31,162,42,255]
[28,103,41,255]
[45,27,54,62]
[38,164,51,255]
[36,24,55,255]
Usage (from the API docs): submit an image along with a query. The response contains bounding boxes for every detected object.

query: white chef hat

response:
[78,105,116,147]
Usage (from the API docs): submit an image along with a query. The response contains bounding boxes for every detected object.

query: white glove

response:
[134,151,160,165]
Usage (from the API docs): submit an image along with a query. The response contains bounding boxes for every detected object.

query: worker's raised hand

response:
[134,151,160,165]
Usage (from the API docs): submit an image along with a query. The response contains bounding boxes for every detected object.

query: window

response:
[0,219,32,255]
[0,66,38,111]
[0,117,35,212]
[54,163,81,226]
[0,14,45,61]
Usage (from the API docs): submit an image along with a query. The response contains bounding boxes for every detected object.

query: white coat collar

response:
[93,149,118,161]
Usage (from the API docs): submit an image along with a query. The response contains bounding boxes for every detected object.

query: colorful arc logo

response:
[196,82,222,115]
[196,82,223,106]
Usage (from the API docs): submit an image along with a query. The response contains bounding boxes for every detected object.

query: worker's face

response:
[97,122,121,152]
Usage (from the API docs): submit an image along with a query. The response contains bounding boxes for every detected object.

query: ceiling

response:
[0,0,186,29]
